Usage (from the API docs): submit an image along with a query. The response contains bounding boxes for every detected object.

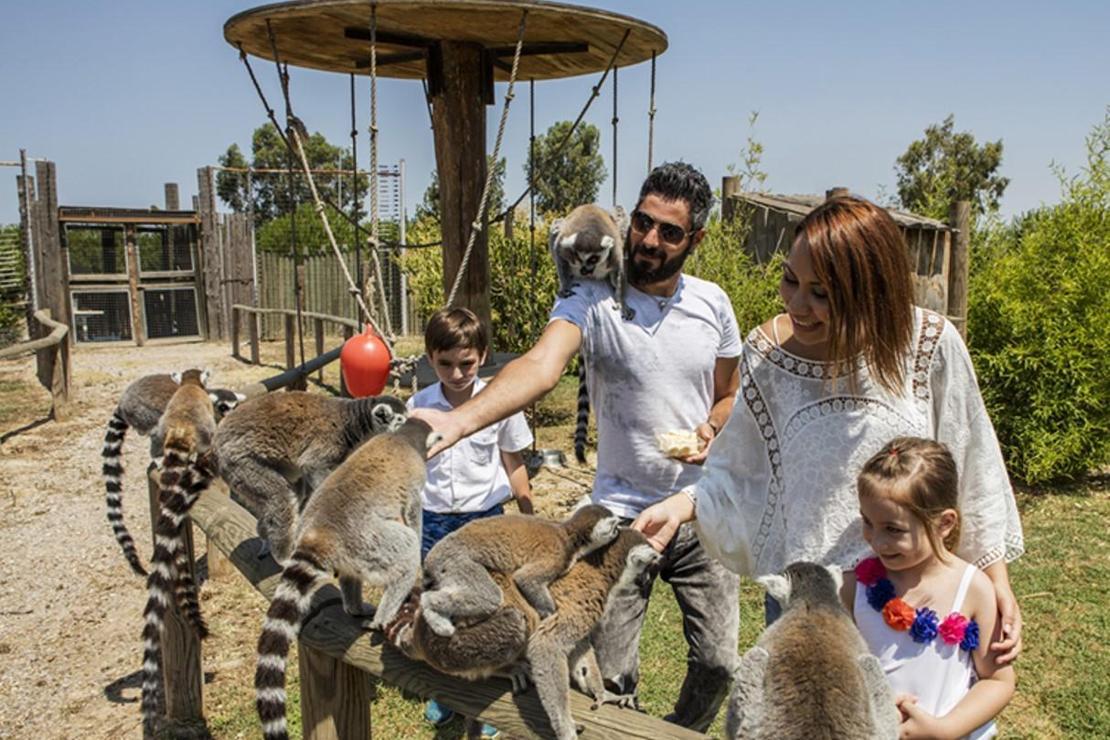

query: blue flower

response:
[960,619,980,651]
[910,607,939,643]
[866,578,896,610]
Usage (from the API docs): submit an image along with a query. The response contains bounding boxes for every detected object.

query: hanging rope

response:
[611,65,619,210]
[445,9,529,307]
[495,27,630,224]
[364,3,395,338]
[265,20,307,369]
[647,50,657,173]
[348,72,363,325]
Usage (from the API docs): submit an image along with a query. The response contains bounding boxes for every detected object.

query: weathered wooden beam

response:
[125,225,146,346]
[946,201,971,338]
[188,486,706,740]
[0,309,67,360]
[298,644,372,739]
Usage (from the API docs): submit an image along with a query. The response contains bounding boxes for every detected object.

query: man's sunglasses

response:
[630,209,693,245]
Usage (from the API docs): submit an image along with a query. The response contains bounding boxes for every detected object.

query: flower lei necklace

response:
[855,557,979,651]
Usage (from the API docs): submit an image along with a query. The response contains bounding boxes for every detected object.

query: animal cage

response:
[70,288,132,343]
[142,285,201,339]
[137,225,195,275]
[65,225,127,277]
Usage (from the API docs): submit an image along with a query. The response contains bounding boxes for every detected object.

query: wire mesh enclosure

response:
[142,286,201,339]
[138,225,196,274]
[65,225,127,277]
[70,289,131,343]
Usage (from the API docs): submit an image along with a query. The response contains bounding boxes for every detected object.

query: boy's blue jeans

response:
[421,504,505,559]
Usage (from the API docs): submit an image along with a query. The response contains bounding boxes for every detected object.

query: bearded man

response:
[411,162,741,730]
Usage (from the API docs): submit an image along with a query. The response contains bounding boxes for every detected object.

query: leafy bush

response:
[400,216,557,356]
[968,111,1110,483]
[688,212,784,336]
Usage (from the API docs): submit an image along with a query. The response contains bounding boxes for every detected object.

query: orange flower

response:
[882,597,915,631]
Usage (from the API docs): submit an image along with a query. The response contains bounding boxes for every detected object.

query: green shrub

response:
[400,216,557,357]
[968,111,1110,483]
[688,211,785,335]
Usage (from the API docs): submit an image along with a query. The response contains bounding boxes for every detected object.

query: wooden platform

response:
[224,0,667,80]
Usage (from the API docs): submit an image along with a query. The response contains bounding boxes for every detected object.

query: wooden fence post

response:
[721,175,741,221]
[339,324,354,398]
[231,307,241,360]
[284,314,296,371]
[249,310,260,365]
[314,318,325,382]
[146,465,204,728]
[947,201,971,339]
[298,645,372,739]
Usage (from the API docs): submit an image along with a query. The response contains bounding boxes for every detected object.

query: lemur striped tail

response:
[139,461,214,735]
[255,549,332,740]
[102,410,146,576]
[574,361,591,465]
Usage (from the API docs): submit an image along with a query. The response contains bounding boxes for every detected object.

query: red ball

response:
[340,326,392,397]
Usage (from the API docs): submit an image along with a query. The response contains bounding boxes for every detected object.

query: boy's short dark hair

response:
[424,307,489,356]
[636,161,714,231]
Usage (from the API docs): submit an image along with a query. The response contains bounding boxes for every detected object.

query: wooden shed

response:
[722,185,956,316]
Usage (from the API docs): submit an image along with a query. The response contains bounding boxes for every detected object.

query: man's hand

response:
[631,493,694,552]
[678,422,716,465]
[407,407,467,458]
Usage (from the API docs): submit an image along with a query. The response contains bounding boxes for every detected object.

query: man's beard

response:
[628,240,692,286]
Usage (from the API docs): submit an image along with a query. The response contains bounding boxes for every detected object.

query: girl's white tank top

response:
[854,563,996,739]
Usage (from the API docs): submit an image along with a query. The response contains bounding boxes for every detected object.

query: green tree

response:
[967,109,1110,483]
[527,121,606,216]
[417,156,506,223]
[254,201,359,256]
[216,124,367,225]
[894,115,1009,221]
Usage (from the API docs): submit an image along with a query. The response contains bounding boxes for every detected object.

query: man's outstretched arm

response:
[410,319,583,457]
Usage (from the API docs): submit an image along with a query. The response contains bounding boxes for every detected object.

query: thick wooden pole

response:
[298,644,372,739]
[146,465,204,728]
[720,176,741,221]
[125,225,146,346]
[947,200,971,338]
[430,41,491,331]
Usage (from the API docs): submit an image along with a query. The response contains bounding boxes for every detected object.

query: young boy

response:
[407,307,533,735]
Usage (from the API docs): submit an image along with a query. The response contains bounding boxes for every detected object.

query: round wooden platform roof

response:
[224,0,667,80]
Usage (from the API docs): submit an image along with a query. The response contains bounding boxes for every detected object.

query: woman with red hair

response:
[635,196,1024,662]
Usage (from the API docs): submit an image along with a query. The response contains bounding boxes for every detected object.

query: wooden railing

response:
[230,304,360,394]
[0,308,70,419]
[162,481,706,739]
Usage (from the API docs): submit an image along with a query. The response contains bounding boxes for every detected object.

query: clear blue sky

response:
[2,1,1107,225]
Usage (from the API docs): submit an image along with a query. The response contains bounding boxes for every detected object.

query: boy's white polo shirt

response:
[408,376,533,514]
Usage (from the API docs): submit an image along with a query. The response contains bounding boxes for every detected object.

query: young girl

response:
[844,437,1015,739]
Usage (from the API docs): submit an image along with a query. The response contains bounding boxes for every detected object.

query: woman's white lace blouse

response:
[692,308,1024,577]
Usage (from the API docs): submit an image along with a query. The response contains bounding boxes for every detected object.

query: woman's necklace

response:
[855,557,979,651]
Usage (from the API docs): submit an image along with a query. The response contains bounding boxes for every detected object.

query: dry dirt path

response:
[0,342,277,739]
[0,340,590,739]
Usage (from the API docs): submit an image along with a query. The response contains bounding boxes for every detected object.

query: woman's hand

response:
[983,561,1022,664]
[632,492,695,552]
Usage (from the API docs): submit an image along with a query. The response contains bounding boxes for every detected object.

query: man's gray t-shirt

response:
[550,275,741,518]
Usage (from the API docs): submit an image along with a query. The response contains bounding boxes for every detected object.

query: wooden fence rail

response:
[183,483,706,739]
[0,308,71,419]
[230,304,357,396]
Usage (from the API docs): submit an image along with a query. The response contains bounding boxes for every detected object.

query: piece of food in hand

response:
[656,429,703,458]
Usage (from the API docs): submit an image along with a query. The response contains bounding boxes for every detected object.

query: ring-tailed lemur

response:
[724,561,900,740]
[212,391,408,563]
[390,528,660,739]
[254,418,439,740]
[101,372,243,576]
[419,505,620,638]
[549,204,632,465]
[139,452,217,735]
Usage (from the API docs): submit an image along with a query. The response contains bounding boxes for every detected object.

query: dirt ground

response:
[0,339,591,739]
